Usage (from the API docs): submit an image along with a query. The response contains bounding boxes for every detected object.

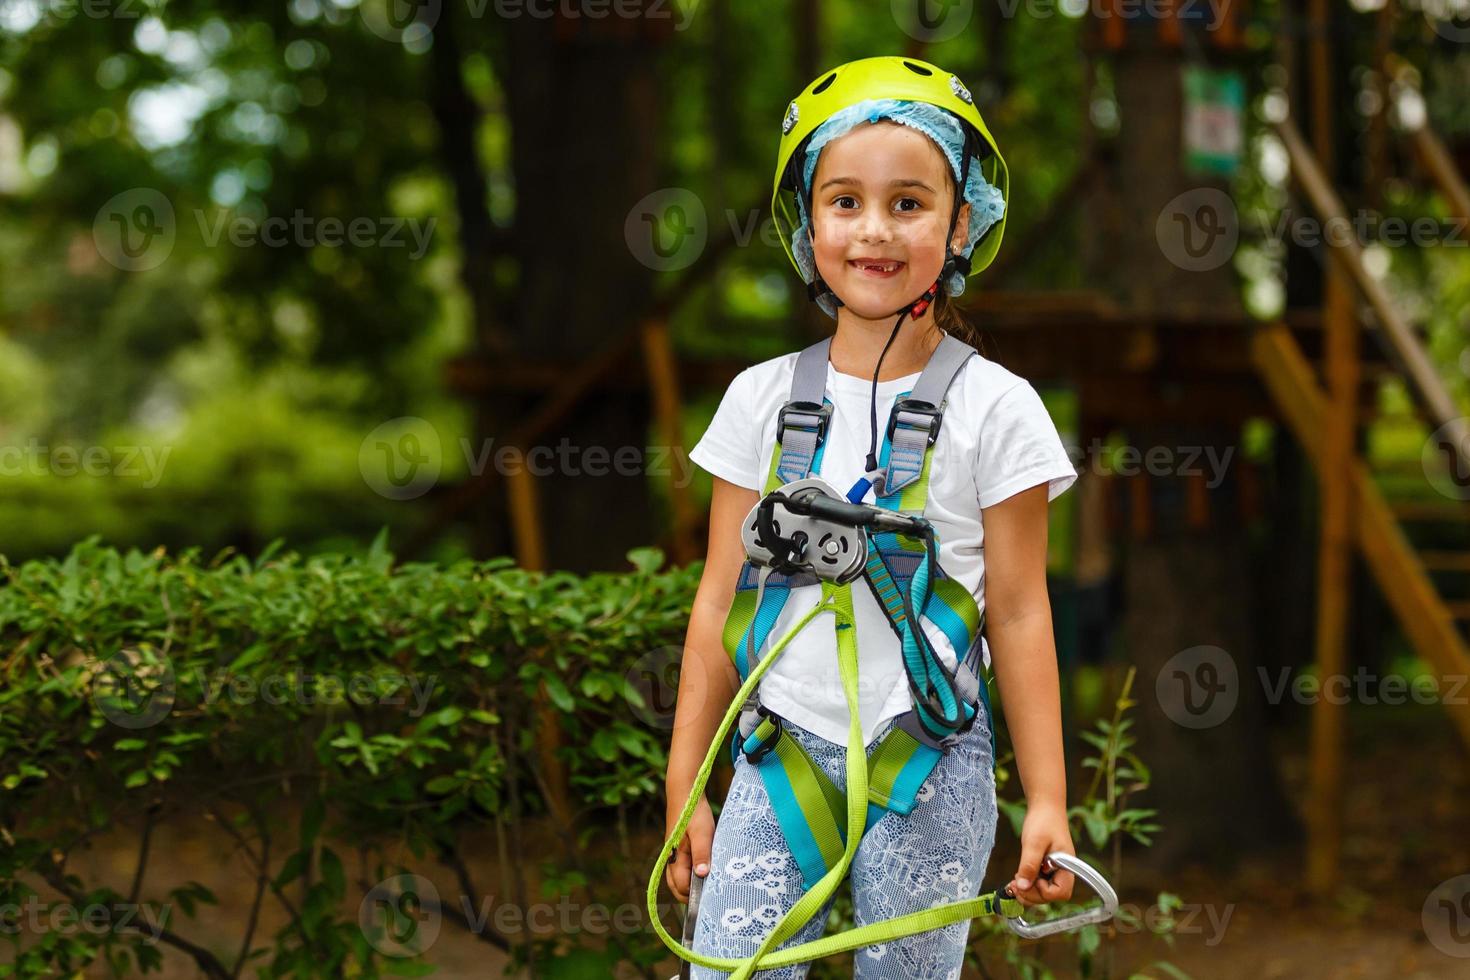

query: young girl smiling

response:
[661,57,1080,979]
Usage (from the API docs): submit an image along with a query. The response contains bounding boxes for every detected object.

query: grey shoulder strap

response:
[880,334,977,497]
[772,337,834,486]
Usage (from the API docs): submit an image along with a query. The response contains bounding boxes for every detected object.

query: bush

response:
[0,533,696,978]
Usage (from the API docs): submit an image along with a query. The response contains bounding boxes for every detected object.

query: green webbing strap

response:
[743,711,929,889]
[749,714,849,883]
[650,582,1024,976]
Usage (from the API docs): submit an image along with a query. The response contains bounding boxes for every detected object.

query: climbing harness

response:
[650,336,1119,978]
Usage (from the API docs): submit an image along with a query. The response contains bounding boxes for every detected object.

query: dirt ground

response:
[9,701,1468,979]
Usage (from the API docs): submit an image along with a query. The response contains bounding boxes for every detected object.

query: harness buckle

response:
[777,400,831,445]
[742,707,784,765]
[886,398,943,446]
[776,399,834,443]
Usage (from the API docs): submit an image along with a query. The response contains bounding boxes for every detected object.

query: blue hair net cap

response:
[790,98,1006,318]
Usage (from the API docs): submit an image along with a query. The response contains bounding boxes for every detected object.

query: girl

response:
[664,56,1079,979]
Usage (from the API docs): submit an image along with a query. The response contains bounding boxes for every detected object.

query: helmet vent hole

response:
[811,72,837,95]
[902,61,933,76]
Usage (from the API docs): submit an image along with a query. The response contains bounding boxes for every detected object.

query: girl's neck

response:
[828,310,944,381]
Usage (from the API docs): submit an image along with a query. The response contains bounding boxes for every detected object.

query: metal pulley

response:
[740,478,869,584]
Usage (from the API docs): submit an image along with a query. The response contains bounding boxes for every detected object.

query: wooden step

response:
[1421,551,1470,572]
[1390,500,1470,522]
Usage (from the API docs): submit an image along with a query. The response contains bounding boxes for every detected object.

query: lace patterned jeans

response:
[688,705,999,979]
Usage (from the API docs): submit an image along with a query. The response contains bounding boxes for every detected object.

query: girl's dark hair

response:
[931,288,989,358]
[930,127,993,359]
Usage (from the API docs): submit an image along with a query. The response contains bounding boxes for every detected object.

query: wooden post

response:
[506,463,547,573]
[1129,467,1152,540]
[1304,0,1355,897]
[1185,467,1210,530]
[640,317,699,567]
[1158,0,1182,48]
[507,461,575,832]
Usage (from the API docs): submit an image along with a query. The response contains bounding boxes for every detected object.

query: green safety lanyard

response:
[648,580,1024,977]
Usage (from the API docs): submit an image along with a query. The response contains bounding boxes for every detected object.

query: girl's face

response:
[806,121,971,320]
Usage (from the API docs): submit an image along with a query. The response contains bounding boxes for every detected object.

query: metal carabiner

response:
[1001,851,1119,939]
[673,870,704,980]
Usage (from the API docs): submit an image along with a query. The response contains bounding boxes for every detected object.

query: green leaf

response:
[626,547,664,575]
[590,730,618,762]
[300,796,325,849]
[366,527,394,573]
[227,642,271,672]
[542,675,574,713]
[319,848,345,900]
[425,776,462,794]
[431,707,463,728]
[273,850,309,889]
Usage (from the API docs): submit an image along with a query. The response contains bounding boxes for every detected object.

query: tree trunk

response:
[1118,423,1301,872]
[491,7,671,571]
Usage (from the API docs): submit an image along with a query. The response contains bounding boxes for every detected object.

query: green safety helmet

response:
[770,56,1010,299]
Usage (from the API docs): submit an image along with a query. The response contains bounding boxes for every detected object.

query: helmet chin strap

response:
[804,132,976,492]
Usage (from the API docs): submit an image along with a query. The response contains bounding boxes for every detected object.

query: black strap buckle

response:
[743,708,784,764]
[885,398,943,446]
[777,400,831,445]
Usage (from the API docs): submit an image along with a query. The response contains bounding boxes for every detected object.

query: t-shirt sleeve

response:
[975,381,1078,509]
[689,368,762,490]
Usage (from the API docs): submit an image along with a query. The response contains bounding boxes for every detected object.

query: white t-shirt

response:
[689,349,1078,746]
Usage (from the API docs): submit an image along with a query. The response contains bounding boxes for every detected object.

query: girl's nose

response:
[853,209,892,243]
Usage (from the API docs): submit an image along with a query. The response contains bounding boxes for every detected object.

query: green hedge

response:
[0,533,697,978]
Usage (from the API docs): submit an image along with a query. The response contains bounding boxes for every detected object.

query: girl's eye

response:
[831,196,922,211]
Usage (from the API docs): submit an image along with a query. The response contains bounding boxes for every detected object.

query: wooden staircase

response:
[1250,112,1470,752]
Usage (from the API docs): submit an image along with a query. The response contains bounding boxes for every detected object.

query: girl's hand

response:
[665,793,715,905]
[1007,802,1075,908]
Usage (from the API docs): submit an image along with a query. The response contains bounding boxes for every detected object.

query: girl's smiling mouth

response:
[848,258,906,277]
